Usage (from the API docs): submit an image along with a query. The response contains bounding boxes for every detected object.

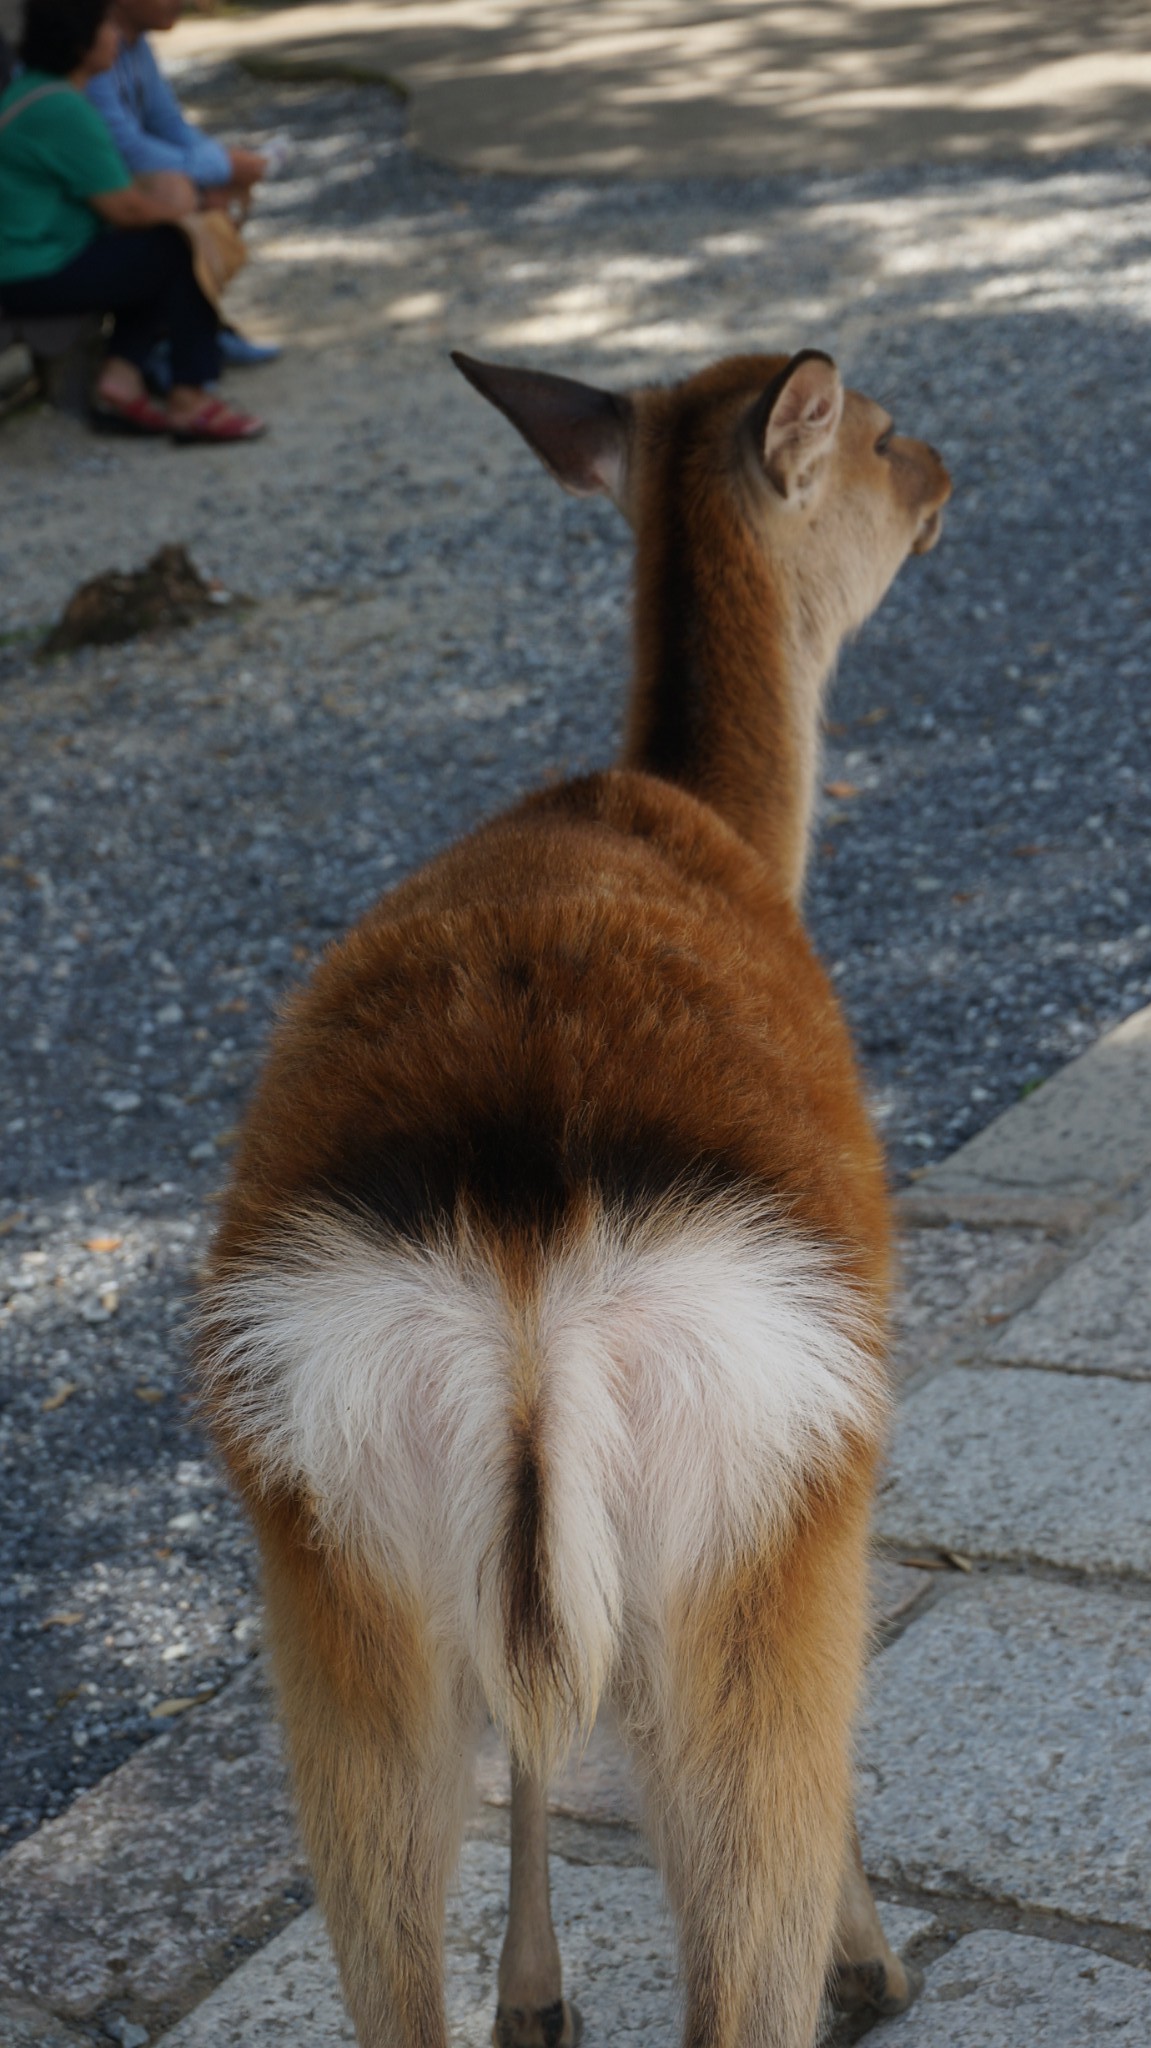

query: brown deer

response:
[198,347,949,2048]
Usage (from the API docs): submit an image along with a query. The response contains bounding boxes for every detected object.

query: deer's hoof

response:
[493,1999,582,2048]
[830,1955,924,2018]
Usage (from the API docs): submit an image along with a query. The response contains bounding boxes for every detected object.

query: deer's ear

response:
[754,350,843,507]
[452,352,632,506]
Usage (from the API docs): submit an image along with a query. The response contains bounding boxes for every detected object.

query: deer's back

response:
[215,769,889,1309]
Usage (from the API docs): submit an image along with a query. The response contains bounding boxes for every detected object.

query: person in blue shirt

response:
[87,0,279,367]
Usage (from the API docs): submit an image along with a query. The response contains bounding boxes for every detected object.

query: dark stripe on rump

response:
[315,1102,760,1244]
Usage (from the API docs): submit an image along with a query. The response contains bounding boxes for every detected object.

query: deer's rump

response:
[200,786,888,1768]
[202,1193,880,1765]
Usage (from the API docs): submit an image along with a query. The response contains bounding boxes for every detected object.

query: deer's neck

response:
[621,498,833,901]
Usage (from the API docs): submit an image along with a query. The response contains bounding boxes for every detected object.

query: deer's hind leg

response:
[624,1482,872,2048]
[256,1499,480,2048]
[494,1764,581,2048]
[829,1818,922,2019]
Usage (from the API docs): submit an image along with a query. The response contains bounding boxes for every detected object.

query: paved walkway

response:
[169,0,1151,178]
[3,5,1150,2043]
[2,1009,1150,2043]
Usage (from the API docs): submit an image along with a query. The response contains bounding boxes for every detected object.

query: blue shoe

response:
[218,329,281,369]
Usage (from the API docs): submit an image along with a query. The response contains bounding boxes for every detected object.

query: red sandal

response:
[170,397,267,444]
[91,390,171,435]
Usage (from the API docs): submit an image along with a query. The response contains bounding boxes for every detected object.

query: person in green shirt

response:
[0,0,264,439]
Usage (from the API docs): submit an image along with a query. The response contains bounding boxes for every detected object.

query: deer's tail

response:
[200,1199,882,1771]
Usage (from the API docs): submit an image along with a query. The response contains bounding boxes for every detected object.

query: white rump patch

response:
[201,1203,884,1744]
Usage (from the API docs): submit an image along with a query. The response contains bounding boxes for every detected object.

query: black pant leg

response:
[2,227,220,386]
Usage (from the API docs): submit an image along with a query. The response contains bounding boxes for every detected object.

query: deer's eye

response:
[875,425,894,455]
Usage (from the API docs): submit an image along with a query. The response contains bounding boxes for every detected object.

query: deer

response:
[197,346,950,2048]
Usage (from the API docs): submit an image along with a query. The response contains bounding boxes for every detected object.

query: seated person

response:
[88,0,279,366]
[0,0,265,439]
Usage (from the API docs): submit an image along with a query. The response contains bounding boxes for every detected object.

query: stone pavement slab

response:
[170,1,1151,180]
[155,1837,935,2046]
[160,1841,678,2048]
[476,1713,641,1827]
[914,1005,1151,1224]
[0,1998,93,2048]
[992,1202,1151,1378]
[877,1365,1151,1574]
[858,1576,1151,1929]
[156,1907,356,2048]
[881,1930,1151,2046]
[889,1219,1063,1384]
[0,1663,305,2033]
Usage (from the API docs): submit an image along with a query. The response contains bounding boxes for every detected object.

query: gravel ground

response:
[1,63,1150,1844]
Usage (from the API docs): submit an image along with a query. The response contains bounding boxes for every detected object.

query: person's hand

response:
[200,182,252,225]
[141,168,199,219]
[228,147,268,190]
[92,168,199,228]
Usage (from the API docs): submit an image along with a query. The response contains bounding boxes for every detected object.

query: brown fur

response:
[640,1465,877,2048]
[199,348,949,2048]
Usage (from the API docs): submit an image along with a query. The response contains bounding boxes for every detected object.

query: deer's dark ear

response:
[452,352,632,504]
[753,350,843,508]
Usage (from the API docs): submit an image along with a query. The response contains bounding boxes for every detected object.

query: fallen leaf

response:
[150,1690,216,1720]
[41,1611,84,1629]
[134,1386,164,1404]
[824,780,859,800]
[86,1234,122,1253]
[860,706,889,725]
[1011,844,1048,858]
[951,890,974,905]
[824,720,848,737]
[42,1382,78,1412]
[899,1554,951,1571]
[941,1549,974,1573]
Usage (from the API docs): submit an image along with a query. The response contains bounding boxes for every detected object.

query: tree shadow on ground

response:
[183,0,1151,176]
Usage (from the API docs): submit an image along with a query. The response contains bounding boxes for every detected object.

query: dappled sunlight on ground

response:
[242,159,1151,365]
[3,34,1151,1852]
[171,0,1151,177]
